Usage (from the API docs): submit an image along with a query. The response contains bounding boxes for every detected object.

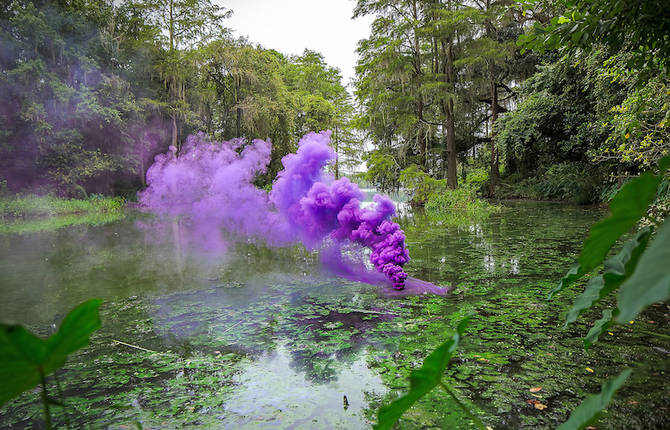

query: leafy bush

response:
[464,167,489,193]
[499,162,603,204]
[597,76,670,170]
[425,187,500,223]
[398,164,445,205]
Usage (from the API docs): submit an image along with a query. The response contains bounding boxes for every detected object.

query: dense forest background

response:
[1,0,668,204]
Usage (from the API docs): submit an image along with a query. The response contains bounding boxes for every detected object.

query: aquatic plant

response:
[0,299,102,429]
[374,315,487,430]
[139,131,411,289]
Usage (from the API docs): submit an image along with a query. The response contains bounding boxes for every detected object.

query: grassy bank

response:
[0,194,124,219]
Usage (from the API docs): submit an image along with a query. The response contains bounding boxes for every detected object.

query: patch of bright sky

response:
[220,0,373,87]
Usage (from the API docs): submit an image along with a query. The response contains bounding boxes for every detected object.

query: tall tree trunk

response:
[445,97,457,189]
[169,0,174,52]
[236,107,242,138]
[441,36,457,189]
[334,126,339,180]
[171,113,178,149]
[140,154,146,187]
[235,76,242,137]
[489,80,500,195]
[411,0,426,170]
[168,0,179,154]
[418,98,426,169]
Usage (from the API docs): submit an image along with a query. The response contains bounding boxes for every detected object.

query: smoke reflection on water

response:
[0,199,609,427]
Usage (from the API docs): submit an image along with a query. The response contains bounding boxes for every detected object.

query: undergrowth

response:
[0,194,124,219]
[498,163,604,204]
[425,187,500,223]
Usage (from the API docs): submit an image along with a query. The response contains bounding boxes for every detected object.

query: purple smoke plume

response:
[139,130,409,289]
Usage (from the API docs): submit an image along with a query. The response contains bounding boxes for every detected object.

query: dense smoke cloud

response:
[139,131,410,289]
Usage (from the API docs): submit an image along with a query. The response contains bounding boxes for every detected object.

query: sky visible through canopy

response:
[221,0,373,86]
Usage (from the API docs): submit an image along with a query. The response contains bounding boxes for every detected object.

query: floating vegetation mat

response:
[1,201,668,428]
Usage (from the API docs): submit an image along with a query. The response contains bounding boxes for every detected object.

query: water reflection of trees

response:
[397,201,603,286]
[150,281,400,384]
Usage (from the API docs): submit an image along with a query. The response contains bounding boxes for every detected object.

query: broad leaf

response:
[564,228,650,326]
[549,263,580,299]
[551,171,661,298]
[374,315,472,430]
[659,155,670,176]
[616,217,670,323]
[557,369,631,430]
[0,299,102,406]
[584,308,617,349]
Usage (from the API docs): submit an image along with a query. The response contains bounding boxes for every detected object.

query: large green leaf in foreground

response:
[616,217,670,323]
[583,308,617,349]
[557,369,632,430]
[0,299,102,406]
[374,315,472,430]
[564,227,650,326]
[550,171,661,298]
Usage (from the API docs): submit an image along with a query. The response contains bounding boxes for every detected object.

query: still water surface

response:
[1,199,668,428]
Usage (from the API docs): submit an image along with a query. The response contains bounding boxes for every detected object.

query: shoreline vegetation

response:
[0,195,125,234]
[0,194,124,219]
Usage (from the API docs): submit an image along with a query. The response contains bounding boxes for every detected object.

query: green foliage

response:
[564,228,650,326]
[616,217,670,323]
[0,212,126,235]
[374,315,476,430]
[464,167,489,193]
[399,165,445,205]
[1,0,355,194]
[495,49,619,198]
[363,149,400,193]
[0,299,102,406]
[511,0,669,204]
[551,156,670,425]
[551,168,664,297]
[0,195,124,219]
[425,186,500,222]
[198,43,358,183]
[500,162,603,204]
[0,0,153,195]
[518,0,669,74]
[561,170,665,290]
[354,0,528,189]
[598,76,670,170]
[583,308,614,349]
[557,369,632,430]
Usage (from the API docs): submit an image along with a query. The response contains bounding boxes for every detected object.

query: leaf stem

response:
[439,380,487,430]
[53,370,71,428]
[39,366,53,430]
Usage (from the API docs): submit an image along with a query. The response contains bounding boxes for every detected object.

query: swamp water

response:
[1,200,668,429]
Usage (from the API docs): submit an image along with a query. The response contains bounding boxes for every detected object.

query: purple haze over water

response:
[140,130,441,292]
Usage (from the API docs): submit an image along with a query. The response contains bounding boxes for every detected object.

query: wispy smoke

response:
[139,131,410,289]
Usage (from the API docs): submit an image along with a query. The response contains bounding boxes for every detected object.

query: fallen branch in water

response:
[112,339,159,354]
[219,319,244,335]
